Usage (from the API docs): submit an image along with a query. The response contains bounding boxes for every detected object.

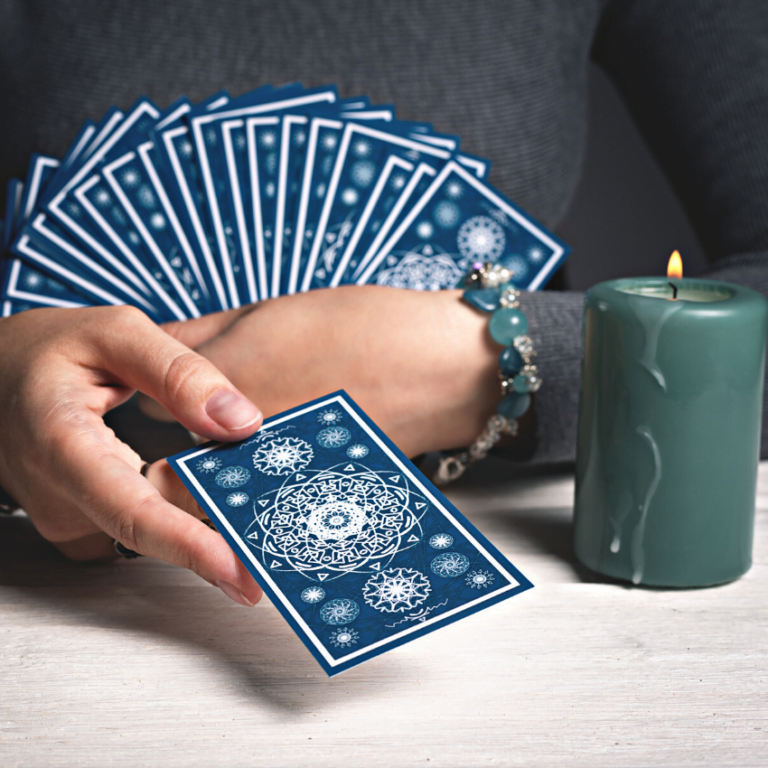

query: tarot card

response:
[168,391,532,677]
[3,162,93,309]
[347,161,439,284]
[356,160,570,291]
[300,123,455,291]
[327,152,415,286]
[189,86,338,307]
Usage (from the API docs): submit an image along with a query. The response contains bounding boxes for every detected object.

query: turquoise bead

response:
[463,288,501,313]
[499,346,524,375]
[489,307,528,345]
[513,374,531,393]
[496,392,531,420]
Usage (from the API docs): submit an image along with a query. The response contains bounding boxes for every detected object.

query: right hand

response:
[0,305,263,607]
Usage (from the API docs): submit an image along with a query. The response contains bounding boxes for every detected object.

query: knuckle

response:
[162,351,210,401]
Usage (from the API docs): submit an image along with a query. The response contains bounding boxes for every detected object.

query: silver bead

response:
[514,335,535,357]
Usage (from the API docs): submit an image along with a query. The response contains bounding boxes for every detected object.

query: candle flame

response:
[667,250,683,279]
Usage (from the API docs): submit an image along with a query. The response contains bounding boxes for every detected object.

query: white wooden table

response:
[2,454,767,767]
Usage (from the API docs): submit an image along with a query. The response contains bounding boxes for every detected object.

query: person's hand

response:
[0,305,263,607]
[149,286,501,457]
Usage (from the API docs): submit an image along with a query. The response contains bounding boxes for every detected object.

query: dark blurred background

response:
[558,64,707,290]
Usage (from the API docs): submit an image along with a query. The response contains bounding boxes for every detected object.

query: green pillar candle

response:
[573,277,767,587]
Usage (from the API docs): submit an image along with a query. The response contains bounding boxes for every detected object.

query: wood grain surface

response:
[1,456,766,767]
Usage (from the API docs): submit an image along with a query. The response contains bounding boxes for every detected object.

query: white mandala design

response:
[429,533,453,550]
[465,569,495,589]
[24,272,42,289]
[226,491,250,507]
[253,437,313,476]
[363,568,431,613]
[321,133,337,150]
[433,201,460,228]
[457,216,506,261]
[260,130,276,148]
[317,408,343,425]
[245,464,425,580]
[301,586,325,604]
[196,456,222,473]
[352,139,371,157]
[216,465,251,489]
[346,444,369,459]
[317,427,351,448]
[430,552,470,578]
[329,627,359,648]
[320,598,360,625]
[375,250,464,291]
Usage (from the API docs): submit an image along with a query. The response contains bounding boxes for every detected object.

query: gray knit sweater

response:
[1,0,767,462]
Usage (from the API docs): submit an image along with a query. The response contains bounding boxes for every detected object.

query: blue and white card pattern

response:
[168,392,533,676]
[4,82,569,323]
[357,160,569,291]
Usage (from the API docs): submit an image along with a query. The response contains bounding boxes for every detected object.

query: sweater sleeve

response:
[518,0,768,464]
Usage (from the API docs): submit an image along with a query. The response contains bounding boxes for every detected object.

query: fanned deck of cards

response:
[0,83,569,317]
[168,392,533,676]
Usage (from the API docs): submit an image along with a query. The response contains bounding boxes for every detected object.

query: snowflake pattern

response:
[457,215,506,261]
[301,586,326,604]
[429,533,453,550]
[265,182,276,198]
[506,256,529,280]
[346,444,369,459]
[430,552,470,578]
[445,181,464,199]
[253,437,313,476]
[215,465,251,489]
[341,188,359,206]
[260,130,277,148]
[352,139,371,157]
[528,245,546,264]
[137,185,155,208]
[150,212,166,230]
[465,569,495,589]
[226,491,250,507]
[329,627,359,648]
[391,173,407,190]
[321,133,338,151]
[433,201,460,228]
[363,568,431,613]
[317,408,343,425]
[320,598,360,625]
[179,140,194,157]
[196,456,223,473]
[376,250,464,291]
[121,169,140,188]
[317,427,352,448]
[293,129,306,146]
[416,221,434,239]
[351,161,376,188]
[94,188,111,207]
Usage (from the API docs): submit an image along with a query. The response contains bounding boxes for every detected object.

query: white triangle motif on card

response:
[270,560,282,569]
[247,532,259,541]
[415,502,425,509]
[370,563,381,570]
[344,464,355,471]
[317,573,329,581]
[407,534,420,543]
[258,499,269,507]
[391,475,400,483]
[295,474,306,481]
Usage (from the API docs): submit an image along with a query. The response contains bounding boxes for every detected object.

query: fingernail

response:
[205,390,261,431]
[215,579,255,607]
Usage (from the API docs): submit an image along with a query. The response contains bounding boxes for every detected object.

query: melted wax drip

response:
[627,296,683,391]
[631,425,662,585]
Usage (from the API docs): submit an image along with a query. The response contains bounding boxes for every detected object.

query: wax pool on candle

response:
[573,277,767,587]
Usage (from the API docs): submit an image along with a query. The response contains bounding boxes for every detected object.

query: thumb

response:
[92,306,262,441]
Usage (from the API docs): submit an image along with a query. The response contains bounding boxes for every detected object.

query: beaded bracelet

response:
[434,261,541,485]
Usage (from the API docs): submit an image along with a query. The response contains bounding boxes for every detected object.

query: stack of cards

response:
[169,391,533,676]
[0,83,569,319]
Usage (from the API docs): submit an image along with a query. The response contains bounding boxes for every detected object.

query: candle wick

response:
[668,282,678,300]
